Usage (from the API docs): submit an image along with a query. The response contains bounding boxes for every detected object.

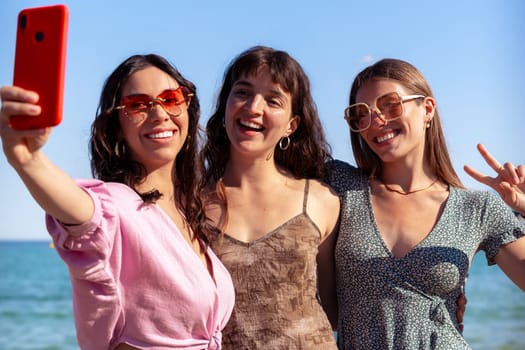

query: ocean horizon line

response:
[0,238,51,242]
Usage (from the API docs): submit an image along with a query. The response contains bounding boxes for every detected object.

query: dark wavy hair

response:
[90,54,209,242]
[201,45,332,186]
[348,58,463,188]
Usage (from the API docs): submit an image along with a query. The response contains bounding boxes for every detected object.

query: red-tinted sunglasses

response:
[113,86,193,122]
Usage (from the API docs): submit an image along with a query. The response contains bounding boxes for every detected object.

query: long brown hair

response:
[90,54,209,242]
[348,58,463,188]
[201,46,332,186]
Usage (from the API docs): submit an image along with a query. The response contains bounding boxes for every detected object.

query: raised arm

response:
[464,143,525,291]
[0,86,94,226]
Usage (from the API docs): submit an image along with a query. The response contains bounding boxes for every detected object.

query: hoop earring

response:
[279,136,290,150]
[114,140,126,158]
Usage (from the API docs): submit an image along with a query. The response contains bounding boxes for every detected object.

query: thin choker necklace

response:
[380,178,438,195]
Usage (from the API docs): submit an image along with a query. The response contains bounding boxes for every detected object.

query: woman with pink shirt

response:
[0,54,234,350]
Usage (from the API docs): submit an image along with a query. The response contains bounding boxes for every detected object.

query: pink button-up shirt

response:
[47,180,234,350]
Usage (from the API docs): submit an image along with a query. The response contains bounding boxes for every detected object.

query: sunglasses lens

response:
[158,88,187,114]
[346,104,370,131]
[120,95,150,115]
[377,93,403,120]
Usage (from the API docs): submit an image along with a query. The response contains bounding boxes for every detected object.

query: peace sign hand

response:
[464,144,525,216]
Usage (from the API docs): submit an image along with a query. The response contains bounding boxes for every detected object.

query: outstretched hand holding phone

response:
[0,5,91,226]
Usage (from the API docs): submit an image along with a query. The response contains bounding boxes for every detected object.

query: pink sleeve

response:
[46,179,124,349]
[46,179,121,280]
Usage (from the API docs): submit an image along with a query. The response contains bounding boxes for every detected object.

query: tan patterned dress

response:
[210,180,337,350]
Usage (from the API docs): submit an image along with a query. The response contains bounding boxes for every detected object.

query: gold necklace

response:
[380,178,438,195]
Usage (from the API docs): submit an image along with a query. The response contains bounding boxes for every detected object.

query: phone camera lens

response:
[35,31,44,42]
[20,14,27,29]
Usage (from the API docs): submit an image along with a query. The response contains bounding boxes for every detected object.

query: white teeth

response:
[148,131,173,139]
[376,132,396,143]
[239,120,263,130]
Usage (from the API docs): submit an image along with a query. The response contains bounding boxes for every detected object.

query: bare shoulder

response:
[308,179,339,207]
[307,179,340,239]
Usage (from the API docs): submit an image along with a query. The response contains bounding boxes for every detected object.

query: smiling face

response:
[224,67,299,159]
[356,78,435,165]
[118,66,189,172]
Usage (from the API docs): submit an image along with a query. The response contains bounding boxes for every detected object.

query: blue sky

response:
[0,0,523,240]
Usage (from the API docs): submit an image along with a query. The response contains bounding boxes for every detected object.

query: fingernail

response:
[28,105,41,114]
[28,91,39,102]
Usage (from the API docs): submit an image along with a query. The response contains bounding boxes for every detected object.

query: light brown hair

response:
[348,58,464,188]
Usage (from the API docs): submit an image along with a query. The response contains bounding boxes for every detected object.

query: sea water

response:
[0,241,524,349]
[0,241,77,349]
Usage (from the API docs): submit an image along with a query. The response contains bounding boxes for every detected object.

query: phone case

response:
[11,4,69,129]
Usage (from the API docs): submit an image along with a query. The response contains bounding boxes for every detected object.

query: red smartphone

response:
[11,4,69,130]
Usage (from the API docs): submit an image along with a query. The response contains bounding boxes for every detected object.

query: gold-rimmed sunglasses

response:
[344,91,425,132]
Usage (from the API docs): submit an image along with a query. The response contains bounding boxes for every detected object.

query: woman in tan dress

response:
[200,46,339,350]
